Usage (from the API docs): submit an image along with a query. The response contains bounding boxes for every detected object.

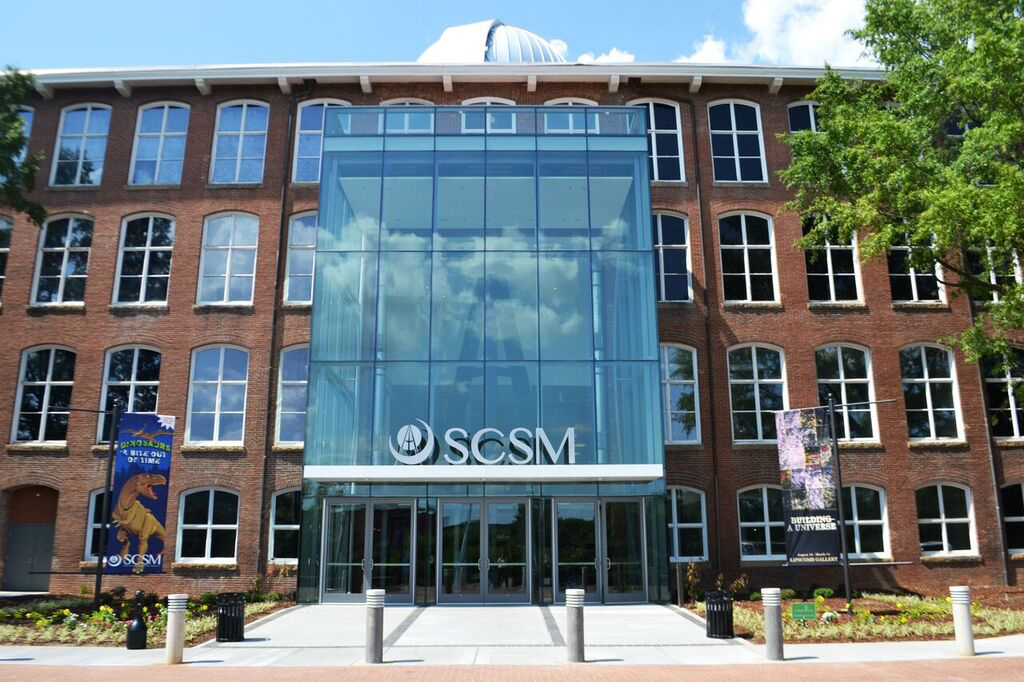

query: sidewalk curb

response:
[195,604,305,649]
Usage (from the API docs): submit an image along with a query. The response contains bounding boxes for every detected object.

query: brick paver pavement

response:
[0,659,1021,681]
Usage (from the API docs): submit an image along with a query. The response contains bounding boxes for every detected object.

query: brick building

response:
[0,20,1020,601]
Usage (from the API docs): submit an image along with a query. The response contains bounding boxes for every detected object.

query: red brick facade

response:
[0,73,1020,598]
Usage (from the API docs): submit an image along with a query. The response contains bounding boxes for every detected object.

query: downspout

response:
[976,361,1011,586]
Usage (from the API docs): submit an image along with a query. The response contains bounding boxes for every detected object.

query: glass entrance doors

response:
[321,500,415,603]
[552,498,647,603]
[438,499,530,604]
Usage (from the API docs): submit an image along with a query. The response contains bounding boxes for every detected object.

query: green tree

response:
[1,68,46,226]
[780,0,1024,367]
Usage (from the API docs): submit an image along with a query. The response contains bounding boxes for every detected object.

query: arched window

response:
[176,488,239,563]
[737,486,784,560]
[668,487,707,561]
[631,100,684,182]
[841,485,889,558]
[0,216,11,301]
[186,346,249,444]
[13,346,76,443]
[915,484,976,556]
[210,100,268,184]
[293,99,350,183]
[653,212,691,302]
[899,344,962,440]
[719,212,777,303]
[787,101,820,132]
[543,98,599,134]
[98,346,162,441]
[982,349,1024,439]
[113,213,175,305]
[32,215,93,304]
[51,103,111,186]
[1001,483,1024,554]
[276,345,309,445]
[727,344,786,442]
[815,345,877,440]
[197,212,259,305]
[284,212,317,304]
[461,97,515,133]
[129,102,189,185]
[382,98,434,134]
[660,344,699,444]
[269,489,301,562]
[85,490,109,561]
[708,99,766,183]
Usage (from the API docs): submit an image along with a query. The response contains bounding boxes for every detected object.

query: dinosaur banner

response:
[105,413,175,575]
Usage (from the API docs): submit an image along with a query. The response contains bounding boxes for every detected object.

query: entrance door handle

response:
[605,557,611,570]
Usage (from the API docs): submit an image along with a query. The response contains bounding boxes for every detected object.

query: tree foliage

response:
[780,0,1024,365]
[1,68,45,226]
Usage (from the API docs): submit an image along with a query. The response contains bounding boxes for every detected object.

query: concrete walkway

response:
[0,603,1022,667]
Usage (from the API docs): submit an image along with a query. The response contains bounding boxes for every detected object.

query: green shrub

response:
[198,593,218,605]
[780,589,797,600]
[813,588,835,600]
[749,591,762,601]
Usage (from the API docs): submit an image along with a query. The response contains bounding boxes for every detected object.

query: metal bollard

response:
[165,594,188,665]
[762,588,784,661]
[365,589,385,664]
[566,589,585,663]
[950,586,975,656]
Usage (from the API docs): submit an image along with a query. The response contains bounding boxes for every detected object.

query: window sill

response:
[46,184,101,192]
[808,301,867,311]
[206,183,263,190]
[124,184,181,191]
[193,303,254,314]
[732,442,778,451]
[91,444,113,454]
[722,302,783,311]
[665,442,703,450]
[1008,553,1024,562]
[289,182,319,189]
[180,444,247,455]
[109,303,168,316]
[6,443,69,455]
[920,554,982,564]
[670,557,708,564]
[712,181,769,188]
[838,441,884,451]
[657,300,695,307]
[740,558,786,566]
[281,302,312,311]
[79,561,99,571]
[271,444,304,453]
[993,438,1024,448]
[892,301,949,311]
[171,562,238,572]
[908,440,969,451]
[26,303,86,315]
[651,180,688,188]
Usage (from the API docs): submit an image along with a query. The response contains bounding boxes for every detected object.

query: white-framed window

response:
[186,346,249,445]
[787,101,820,132]
[0,217,11,301]
[738,486,785,560]
[460,97,515,134]
[915,484,976,556]
[98,346,161,441]
[210,100,268,184]
[50,103,111,186]
[708,99,766,183]
[900,344,962,441]
[804,220,859,302]
[269,489,301,562]
[543,98,599,134]
[32,216,93,304]
[660,344,699,444]
[966,245,1022,304]
[113,214,174,305]
[653,213,691,302]
[197,212,258,305]
[284,213,317,304]
[668,487,707,562]
[129,102,189,185]
[381,98,434,134]
[1001,483,1024,554]
[841,485,890,558]
[293,98,350,183]
[15,106,34,164]
[719,213,777,303]
[982,349,1024,439]
[815,345,877,441]
[176,488,239,563]
[12,346,76,443]
[888,235,943,302]
[631,99,684,182]
[276,345,309,445]
[727,344,786,443]
[85,490,109,561]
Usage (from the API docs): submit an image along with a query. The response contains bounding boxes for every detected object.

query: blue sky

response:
[0,1,871,69]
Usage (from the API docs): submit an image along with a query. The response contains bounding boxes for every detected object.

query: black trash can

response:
[216,593,245,642]
[705,590,734,639]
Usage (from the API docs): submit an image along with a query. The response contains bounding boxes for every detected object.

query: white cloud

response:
[576,47,636,64]
[674,0,876,67]
[548,38,569,61]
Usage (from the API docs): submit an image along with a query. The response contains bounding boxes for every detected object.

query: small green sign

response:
[791,603,817,621]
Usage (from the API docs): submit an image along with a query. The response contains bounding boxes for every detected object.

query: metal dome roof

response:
[417,19,566,64]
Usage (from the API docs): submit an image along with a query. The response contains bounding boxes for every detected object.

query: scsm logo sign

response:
[106,553,163,568]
